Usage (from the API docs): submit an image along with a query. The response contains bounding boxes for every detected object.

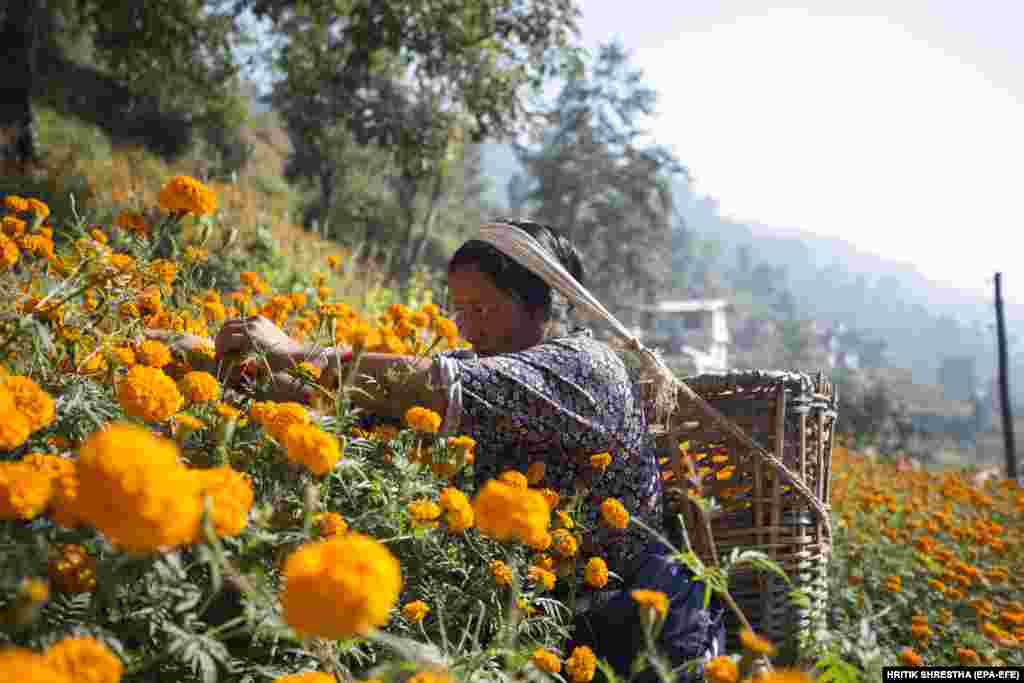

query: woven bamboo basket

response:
[650,370,838,650]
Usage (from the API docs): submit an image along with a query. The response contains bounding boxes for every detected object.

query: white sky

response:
[577,1,1024,301]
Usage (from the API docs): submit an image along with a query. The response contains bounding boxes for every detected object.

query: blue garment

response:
[568,546,727,682]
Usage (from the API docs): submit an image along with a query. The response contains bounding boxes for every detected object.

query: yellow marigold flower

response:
[600,498,630,529]
[705,656,739,683]
[491,560,514,587]
[111,346,136,366]
[552,528,578,558]
[405,406,442,433]
[527,461,546,484]
[438,487,469,511]
[565,646,597,683]
[45,635,123,683]
[158,175,217,216]
[281,533,402,639]
[584,557,609,588]
[274,674,336,683]
[195,466,253,538]
[266,402,311,441]
[73,423,202,552]
[532,648,562,674]
[444,503,474,533]
[282,424,342,476]
[0,647,70,682]
[48,544,96,594]
[899,647,923,667]
[527,530,553,551]
[0,462,54,520]
[408,499,442,528]
[3,195,29,213]
[403,600,430,623]
[179,371,221,403]
[472,480,551,544]
[5,375,56,433]
[739,628,777,656]
[313,512,348,537]
[528,566,557,592]
[117,366,184,422]
[590,452,612,471]
[632,589,669,623]
[499,470,529,489]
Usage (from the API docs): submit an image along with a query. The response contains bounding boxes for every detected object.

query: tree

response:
[237,0,580,279]
[512,41,687,323]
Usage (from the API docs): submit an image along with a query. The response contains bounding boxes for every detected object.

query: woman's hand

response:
[214,316,306,374]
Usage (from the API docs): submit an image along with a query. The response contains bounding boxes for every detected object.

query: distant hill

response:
[481,142,1024,394]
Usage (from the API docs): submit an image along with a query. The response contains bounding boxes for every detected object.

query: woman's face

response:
[446,264,545,356]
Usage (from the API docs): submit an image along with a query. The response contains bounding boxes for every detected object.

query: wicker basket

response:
[652,370,838,650]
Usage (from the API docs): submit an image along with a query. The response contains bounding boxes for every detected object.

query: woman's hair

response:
[448,220,585,333]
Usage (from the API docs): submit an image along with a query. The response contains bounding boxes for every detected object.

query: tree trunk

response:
[0,0,43,166]
[995,272,1018,481]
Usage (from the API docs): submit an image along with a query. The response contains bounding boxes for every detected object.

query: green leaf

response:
[816,650,862,683]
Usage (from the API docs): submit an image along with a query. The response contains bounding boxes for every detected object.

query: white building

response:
[633,299,731,374]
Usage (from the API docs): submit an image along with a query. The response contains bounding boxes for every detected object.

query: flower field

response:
[0,173,1021,683]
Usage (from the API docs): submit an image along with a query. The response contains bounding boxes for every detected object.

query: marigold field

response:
[0,175,1021,683]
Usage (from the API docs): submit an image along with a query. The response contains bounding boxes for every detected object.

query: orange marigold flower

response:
[158,175,217,216]
[0,461,54,520]
[179,371,221,403]
[402,600,430,623]
[705,656,739,683]
[408,499,442,528]
[5,375,56,433]
[552,528,578,558]
[273,673,336,683]
[313,512,348,537]
[282,424,342,476]
[0,647,69,682]
[600,498,630,529]
[472,480,550,544]
[117,366,183,422]
[48,544,97,594]
[590,452,612,471]
[45,635,123,683]
[532,648,562,674]
[584,557,609,588]
[194,466,253,538]
[404,406,442,433]
[491,560,514,587]
[632,589,669,623]
[281,533,402,639]
[266,402,311,441]
[565,646,597,683]
[499,470,529,489]
[957,648,980,665]
[899,647,923,667]
[527,530,553,552]
[528,565,557,592]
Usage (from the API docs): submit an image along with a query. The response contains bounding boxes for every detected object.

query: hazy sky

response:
[575,1,1024,300]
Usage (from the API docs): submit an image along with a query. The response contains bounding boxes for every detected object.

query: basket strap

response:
[673,380,832,537]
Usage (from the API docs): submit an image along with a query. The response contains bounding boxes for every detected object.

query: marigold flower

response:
[281,533,402,639]
[600,498,630,529]
[3,195,29,213]
[632,589,669,623]
[48,544,97,594]
[405,406,442,433]
[899,647,923,667]
[539,488,560,510]
[756,669,815,683]
[73,423,202,552]
[403,600,430,623]
[215,402,241,420]
[552,528,578,558]
[584,557,609,588]
[407,671,454,683]
[408,499,442,528]
[26,198,49,220]
[565,646,597,683]
[111,346,136,366]
[472,480,550,544]
[527,530,553,552]
[282,424,342,476]
[532,649,562,674]
[0,461,54,519]
[957,648,980,665]
[273,673,336,683]
[266,402,311,441]
[491,560,514,587]
[739,628,777,656]
[158,175,217,216]
[117,366,184,422]
[194,466,254,538]
[313,512,348,537]
[0,648,69,682]
[0,235,20,268]
[178,371,221,404]
[705,656,739,683]
[5,375,56,433]
[590,452,612,471]
[45,635,123,683]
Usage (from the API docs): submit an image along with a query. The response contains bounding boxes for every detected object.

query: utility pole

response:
[995,273,1017,481]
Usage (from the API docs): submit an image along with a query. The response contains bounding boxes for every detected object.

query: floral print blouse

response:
[431,328,664,579]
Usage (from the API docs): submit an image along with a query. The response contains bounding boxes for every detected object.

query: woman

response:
[158,220,724,681]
